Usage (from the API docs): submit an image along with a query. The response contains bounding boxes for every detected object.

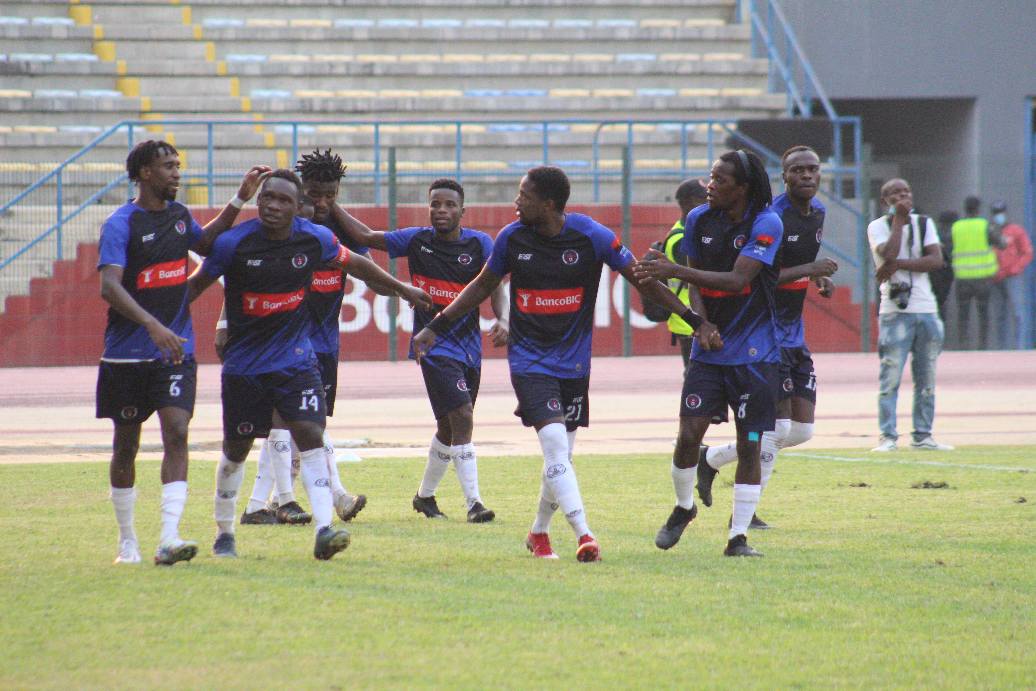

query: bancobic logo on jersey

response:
[413,274,465,306]
[136,259,187,289]
[242,289,306,317]
[515,287,585,314]
[310,270,343,293]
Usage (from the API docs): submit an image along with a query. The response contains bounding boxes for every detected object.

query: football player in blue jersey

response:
[636,149,783,557]
[695,146,838,529]
[97,139,270,566]
[414,166,715,562]
[186,170,432,561]
[332,178,508,523]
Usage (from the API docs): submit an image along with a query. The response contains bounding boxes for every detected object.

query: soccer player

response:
[186,169,433,560]
[413,166,714,561]
[694,146,837,528]
[97,138,269,565]
[635,149,782,557]
[331,178,507,522]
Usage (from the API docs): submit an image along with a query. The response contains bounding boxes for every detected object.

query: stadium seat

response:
[464,19,505,28]
[377,19,419,28]
[225,54,268,63]
[246,18,287,28]
[508,19,550,28]
[55,53,99,62]
[597,19,637,28]
[202,18,244,28]
[400,55,442,63]
[421,19,463,28]
[333,19,374,28]
[31,17,75,26]
[616,53,657,62]
[35,89,77,98]
[250,88,291,99]
[553,19,593,28]
[0,17,28,25]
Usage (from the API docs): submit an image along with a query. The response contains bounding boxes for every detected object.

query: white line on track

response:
[782,452,1033,473]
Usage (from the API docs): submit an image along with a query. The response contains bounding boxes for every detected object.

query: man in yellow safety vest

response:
[951,195,999,350]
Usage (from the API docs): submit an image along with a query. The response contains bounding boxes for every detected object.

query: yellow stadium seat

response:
[357,55,398,62]
[335,90,377,98]
[290,19,331,28]
[466,160,508,171]
[419,90,463,98]
[486,54,525,62]
[703,52,744,61]
[400,54,442,63]
[313,54,353,62]
[14,125,58,133]
[641,19,681,28]
[685,18,725,27]
[679,88,720,97]
[295,89,335,98]
[592,88,634,97]
[0,89,32,98]
[379,89,420,98]
[270,54,311,62]
[550,88,590,97]
[660,53,701,61]
[721,87,763,96]
[574,54,613,62]
[530,54,571,62]
[246,18,287,28]
[443,54,483,63]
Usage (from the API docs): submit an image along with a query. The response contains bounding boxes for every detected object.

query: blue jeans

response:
[993,275,1027,349]
[877,312,944,441]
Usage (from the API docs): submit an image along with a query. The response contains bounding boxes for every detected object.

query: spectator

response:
[951,195,998,349]
[989,200,1033,349]
[931,211,957,326]
[867,178,953,452]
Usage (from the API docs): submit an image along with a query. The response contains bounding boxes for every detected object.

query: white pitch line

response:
[782,452,1033,473]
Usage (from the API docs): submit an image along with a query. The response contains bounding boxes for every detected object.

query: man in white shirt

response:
[867,178,954,452]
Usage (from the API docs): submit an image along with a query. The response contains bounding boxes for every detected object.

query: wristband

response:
[228,195,245,209]
[427,312,453,336]
[215,320,228,330]
[679,308,704,330]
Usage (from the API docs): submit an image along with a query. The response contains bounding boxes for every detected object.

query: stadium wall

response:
[0,204,871,367]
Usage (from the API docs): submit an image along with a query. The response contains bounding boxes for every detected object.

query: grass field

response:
[1,447,1033,689]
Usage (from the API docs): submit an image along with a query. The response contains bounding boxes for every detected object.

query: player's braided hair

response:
[294,148,346,183]
[429,178,464,203]
[720,149,772,216]
[125,139,178,182]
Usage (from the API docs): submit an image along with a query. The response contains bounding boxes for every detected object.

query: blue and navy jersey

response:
[385,226,493,367]
[202,217,348,375]
[681,204,783,365]
[487,213,633,378]
[772,193,826,348]
[97,201,203,361]
[307,215,370,356]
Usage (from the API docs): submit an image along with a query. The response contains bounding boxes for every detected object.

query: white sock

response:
[452,442,481,509]
[110,486,137,543]
[160,481,187,544]
[730,483,761,539]
[707,442,738,470]
[671,463,696,510]
[266,429,295,507]
[299,447,334,532]
[783,420,813,448]
[419,435,452,498]
[214,454,245,535]
[247,440,276,513]
[324,430,347,500]
[759,427,784,494]
[566,429,577,460]
[537,423,589,537]
[530,474,558,534]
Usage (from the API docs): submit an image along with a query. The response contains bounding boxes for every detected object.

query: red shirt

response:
[994,223,1033,280]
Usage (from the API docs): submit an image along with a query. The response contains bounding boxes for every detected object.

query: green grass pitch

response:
[1,447,1033,688]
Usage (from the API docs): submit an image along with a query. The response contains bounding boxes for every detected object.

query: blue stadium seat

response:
[0,17,28,25]
[202,18,245,28]
[464,89,504,97]
[504,89,548,97]
[55,53,99,62]
[9,53,53,62]
[616,53,657,62]
[226,54,268,63]
[334,18,375,28]
[250,88,292,99]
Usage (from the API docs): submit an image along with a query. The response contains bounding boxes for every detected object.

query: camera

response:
[888,282,912,310]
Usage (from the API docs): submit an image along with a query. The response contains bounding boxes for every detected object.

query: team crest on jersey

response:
[547,398,562,412]
[783,377,794,393]
[684,394,702,410]
[733,235,747,250]
[458,253,473,265]
[174,220,186,235]
[562,249,579,265]
[120,406,138,420]
[237,422,254,436]
[817,228,824,243]
[456,378,469,392]
[292,254,308,269]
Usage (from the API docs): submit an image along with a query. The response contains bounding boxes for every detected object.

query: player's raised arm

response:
[193,165,272,256]
[336,251,433,311]
[330,202,389,251]
[620,262,721,350]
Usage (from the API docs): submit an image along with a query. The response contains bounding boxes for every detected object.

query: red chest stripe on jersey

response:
[700,286,751,298]
[136,259,187,289]
[241,289,306,317]
[515,287,585,314]
[412,274,466,306]
[311,270,343,293]
[778,277,810,291]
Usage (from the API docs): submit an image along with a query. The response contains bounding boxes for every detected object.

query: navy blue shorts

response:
[419,354,480,420]
[779,346,817,403]
[680,360,779,433]
[511,373,589,432]
[315,350,339,416]
[221,361,326,440]
[96,358,196,425]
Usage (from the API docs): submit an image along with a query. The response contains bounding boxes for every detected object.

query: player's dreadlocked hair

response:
[125,140,178,182]
[294,148,347,183]
[720,149,773,216]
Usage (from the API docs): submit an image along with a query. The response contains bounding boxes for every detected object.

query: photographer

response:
[866,178,953,452]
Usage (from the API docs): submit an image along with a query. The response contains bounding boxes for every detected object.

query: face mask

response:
[993,213,1006,225]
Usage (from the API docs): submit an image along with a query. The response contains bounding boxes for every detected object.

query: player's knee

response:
[784,421,814,448]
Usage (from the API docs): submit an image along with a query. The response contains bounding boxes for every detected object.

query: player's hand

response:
[235,165,273,203]
[413,327,436,362]
[402,285,434,311]
[809,257,839,278]
[146,321,187,364]
[489,320,509,347]
[815,276,835,298]
[875,260,898,284]
[893,197,912,219]
[632,248,678,284]
[214,328,228,362]
[695,321,723,351]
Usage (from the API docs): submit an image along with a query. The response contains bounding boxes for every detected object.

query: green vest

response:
[664,220,694,336]
[951,217,998,280]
